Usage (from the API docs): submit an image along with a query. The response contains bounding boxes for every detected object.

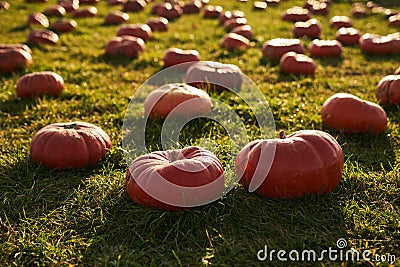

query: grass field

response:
[1,0,400,266]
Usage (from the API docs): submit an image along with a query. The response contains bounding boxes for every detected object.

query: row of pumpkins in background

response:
[1,0,400,211]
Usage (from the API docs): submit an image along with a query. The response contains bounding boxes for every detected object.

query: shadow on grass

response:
[9,25,28,33]
[79,187,346,266]
[314,57,343,67]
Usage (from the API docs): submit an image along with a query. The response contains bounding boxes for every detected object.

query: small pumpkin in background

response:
[156,2,182,20]
[220,33,250,50]
[146,17,169,32]
[335,27,361,45]
[43,5,66,17]
[219,10,245,24]
[281,6,310,22]
[16,71,64,98]
[203,5,223,18]
[27,13,49,28]
[123,0,147,12]
[163,48,200,67]
[231,25,254,39]
[236,130,344,198]
[359,33,400,55]
[329,15,352,28]
[58,0,79,12]
[376,75,400,105]
[27,29,59,45]
[293,18,322,38]
[0,45,32,72]
[116,24,152,41]
[105,36,145,58]
[50,19,77,33]
[104,11,129,25]
[144,83,212,119]
[262,38,304,60]
[321,93,387,134]
[72,6,97,18]
[31,121,112,169]
[280,51,316,76]
[309,39,342,57]
[223,17,247,31]
[182,0,202,14]
[126,146,225,211]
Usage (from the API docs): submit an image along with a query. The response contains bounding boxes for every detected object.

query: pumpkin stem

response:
[278,130,286,139]
[64,123,77,129]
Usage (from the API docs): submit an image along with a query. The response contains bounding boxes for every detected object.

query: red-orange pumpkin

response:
[185,61,243,92]
[335,27,361,45]
[163,48,200,67]
[307,1,329,15]
[126,146,224,211]
[27,29,59,45]
[72,6,97,17]
[146,17,169,32]
[123,0,147,12]
[266,0,280,6]
[107,0,124,5]
[0,45,33,72]
[309,39,342,57]
[219,10,245,24]
[282,6,310,22]
[104,11,129,25]
[235,130,344,198]
[31,121,112,169]
[182,0,202,14]
[43,5,66,16]
[388,14,400,27]
[231,25,253,39]
[144,83,212,119]
[352,4,369,17]
[27,13,49,28]
[223,17,247,31]
[203,5,223,18]
[321,93,387,134]
[116,24,152,41]
[16,71,64,98]
[156,3,182,20]
[329,15,352,28]
[359,33,400,55]
[293,18,321,38]
[79,0,99,4]
[262,38,305,60]
[280,51,315,75]
[220,33,250,50]
[376,75,400,105]
[0,1,10,10]
[253,1,267,10]
[105,36,145,58]
[57,0,79,12]
[50,19,77,33]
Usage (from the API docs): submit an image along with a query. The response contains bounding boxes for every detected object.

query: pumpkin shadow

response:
[361,53,400,63]
[383,104,400,124]
[79,187,347,265]
[0,95,57,115]
[95,53,136,67]
[313,56,343,67]
[9,25,28,33]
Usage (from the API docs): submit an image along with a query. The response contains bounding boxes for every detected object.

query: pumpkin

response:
[104,11,129,25]
[163,48,200,67]
[50,19,77,33]
[16,71,64,98]
[105,36,145,58]
[220,33,250,50]
[329,15,352,28]
[321,93,387,134]
[182,0,202,14]
[388,14,400,27]
[107,0,124,5]
[253,1,267,10]
[31,121,112,169]
[335,27,361,45]
[43,5,66,17]
[156,3,182,20]
[126,146,225,211]
[116,24,152,41]
[27,29,59,45]
[262,38,304,60]
[0,46,32,72]
[185,61,243,92]
[266,0,280,6]
[359,33,400,55]
[57,0,79,12]
[27,13,49,28]
[144,83,212,119]
[384,9,399,19]
[79,0,99,4]
[309,39,342,57]
[72,6,97,18]
[280,51,315,75]
[219,10,245,24]
[223,17,247,31]
[282,6,310,22]
[293,18,322,38]
[146,17,169,32]
[308,1,328,15]
[231,25,254,39]
[0,1,10,10]
[395,67,400,75]
[376,75,400,105]
[367,1,380,9]
[123,0,147,12]
[203,5,223,18]
[235,130,344,198]
[352,3,369,17]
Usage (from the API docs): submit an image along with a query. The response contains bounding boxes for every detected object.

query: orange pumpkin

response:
[27,13,49,28]
[231,25,254,39]
[105,36,145,58]
[104,11,129,25]
[376,75,400,105]
[359,33,400,55]
[27,29,59,45]
[280,51,316,75]
[293,18,322,38]
[16,71,64,98]
[43,5,66,17]
[262,38,304,60]
[220,33,250,50]
[72,6,97,18]
[236,130,344,198]
[219,10,245,24]
[57,0,79,12]
[0,45,32,72]
[182,0,202,14]
[123,0,147,12]
[309,39,342,57]
[146,17,168,32]
[117,24,152,41]
[329,16,352,28]
[203,5,223,18]
[282,6,310,22]
[163,48,200,67]
[321,93,387,134]
[50,19,77,33]
[335,27,361,45]
[144,83,212,119]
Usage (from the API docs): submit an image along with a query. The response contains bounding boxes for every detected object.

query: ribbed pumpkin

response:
[280,51,316,75]
[262,38,304,60]
[31,121,112,169]
[236,130,344,198]
[16,71,64,98]
[163,48,200,67]
[0,45,32,72]
[321,93,388,134]
[376,75,400,105]
[105,36,145,58]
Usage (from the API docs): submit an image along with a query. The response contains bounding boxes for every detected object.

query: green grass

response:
[1,0,400,266]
